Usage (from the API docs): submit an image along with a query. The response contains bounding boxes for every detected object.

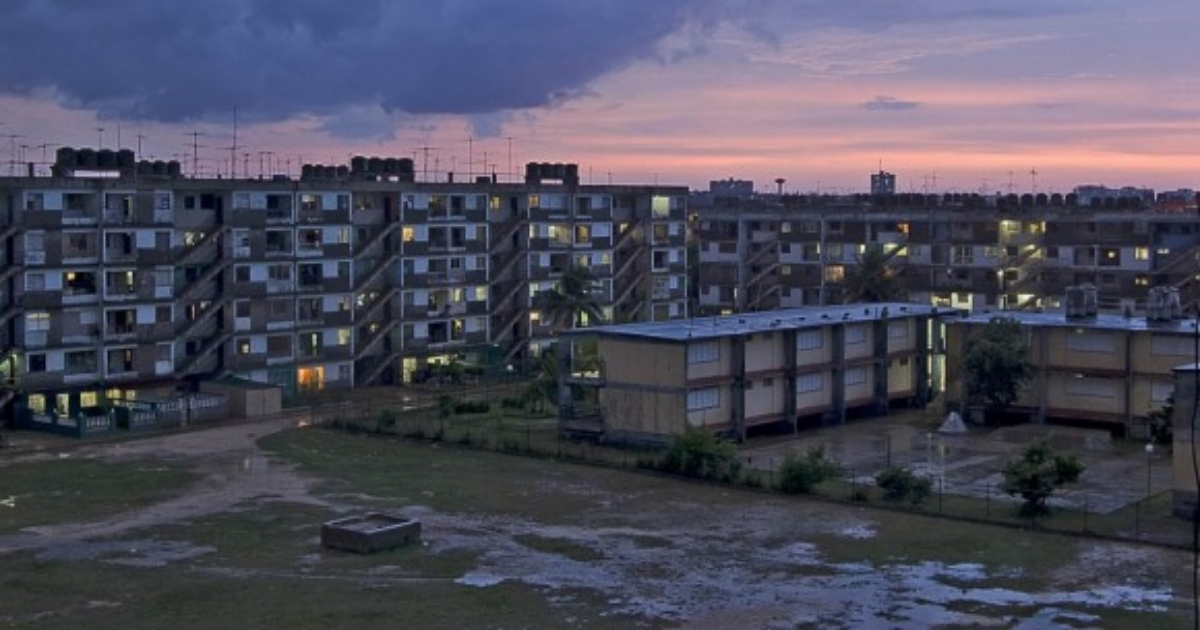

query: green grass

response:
[0,458,195,535]
[1,427,1191,630]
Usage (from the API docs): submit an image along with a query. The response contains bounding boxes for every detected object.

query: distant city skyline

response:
[0,0,1196,193]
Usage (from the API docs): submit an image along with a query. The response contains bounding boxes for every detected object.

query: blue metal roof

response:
[952,309,1200,334]
[562,303,946,342]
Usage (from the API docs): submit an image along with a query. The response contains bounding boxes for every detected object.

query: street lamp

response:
[1145,442,1155,497]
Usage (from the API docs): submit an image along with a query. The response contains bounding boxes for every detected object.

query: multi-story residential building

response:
[559,303,949,444]
[944,285,1196,437]
[0,150,688,427]
[693,193,1200,316]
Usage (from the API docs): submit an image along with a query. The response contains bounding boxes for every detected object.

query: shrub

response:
[437,395,457,419]
[1001,440,1085,516]
[874,466,932,505]
[777,446,839,494]
[660,427,743,483]
[453,400,491,415]
[374,410,398,433]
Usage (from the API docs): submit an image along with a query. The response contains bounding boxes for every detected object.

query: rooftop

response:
[564,303,947,343]
[952,309,1200,334]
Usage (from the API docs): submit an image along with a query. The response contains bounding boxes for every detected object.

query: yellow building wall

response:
[1129,332,1195,376]
[745,332,786,373]
[844,324,874,361]
[845,365,875,405]
[745,377,786,421]
[886,319,916,354]
[795,329,833,365]
[601,388,688,436]
[686,383,733,429]
[1044,372,1125,417]
[887,359,914,396]
[685,338,732,381]
[1042,328,1122,372]
[602,339,686,387]
[598,339,688,437]
[795,370,833,414]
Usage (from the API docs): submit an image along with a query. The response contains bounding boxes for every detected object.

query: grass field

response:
[0,426,1193,629]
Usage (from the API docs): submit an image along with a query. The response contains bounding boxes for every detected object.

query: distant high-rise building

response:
[709,178,754,199]
[870,170,896,196]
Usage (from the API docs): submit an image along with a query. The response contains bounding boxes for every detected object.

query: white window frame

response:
[687,341,719,364]
[686,387,719,411]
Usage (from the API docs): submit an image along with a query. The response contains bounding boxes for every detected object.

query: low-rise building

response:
[945,287,1195,436]
[560,303,950,444]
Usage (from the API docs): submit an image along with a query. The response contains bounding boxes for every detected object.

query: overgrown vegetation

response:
[776,446,839,494]
[1147,397,1173,448]
[660,427,743,483]
[963,317,1036,421]
[874,466,933,506]
[1001,441,1085,516]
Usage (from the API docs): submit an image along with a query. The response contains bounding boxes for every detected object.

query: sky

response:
[0,0,1196,194]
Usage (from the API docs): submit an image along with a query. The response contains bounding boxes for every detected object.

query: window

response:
[1151,335,1190,357]
[686,387,719,411]
[796,373,823,393]
[28,354,46,373]
[1134,247,1149,261]
[845,367,867,386]
[687,341,719,364]
[888,322,908,339]
[1151,381,1174,404]
[1065,332,1114,354]
[1065,376,1115,398]
[797,330,823,350]
[845,325,867,344]
[26,312,50,332]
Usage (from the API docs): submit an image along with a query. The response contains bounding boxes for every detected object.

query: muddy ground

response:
[0,419,1194,629]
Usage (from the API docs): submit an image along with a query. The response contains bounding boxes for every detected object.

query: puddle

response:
[418,510,1179,628]
[455,572,506,587]
[38,539,215,567]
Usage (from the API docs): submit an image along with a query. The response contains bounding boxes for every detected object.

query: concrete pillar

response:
[1171,362,1200,520]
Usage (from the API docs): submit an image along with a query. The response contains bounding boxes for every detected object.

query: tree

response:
[1146,397,1173,448]
[875,466,933,505]
[777,446,839,494]
[842,244,905,303]
[538,265,605,332]
[1001,441,1085,516]
[661,427,743,483]
[963,317,1035,419]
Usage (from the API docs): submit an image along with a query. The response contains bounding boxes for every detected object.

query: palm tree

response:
[842,244,906,303]
[538,264,605,332]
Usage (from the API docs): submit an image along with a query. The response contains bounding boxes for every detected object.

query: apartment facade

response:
[944,291,1196,436]
[693,194,1200,316]
[0,151,688,426]
[560,303,949,444]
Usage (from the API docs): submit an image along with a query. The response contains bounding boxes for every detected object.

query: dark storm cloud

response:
[0,0,703,123]
[0,0,1081,130]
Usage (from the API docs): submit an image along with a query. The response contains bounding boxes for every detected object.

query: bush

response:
[661,427,742,483]
[1001,440,1085,516]
[777,446,839,494]
[874,466,932,505]
[374,410,398,433]
[437,394,457,419]
[453,400,491,415]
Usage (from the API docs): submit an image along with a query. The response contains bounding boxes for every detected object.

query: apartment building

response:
[0,150,688,427]
[944,286,1197,437]
[693,194,1200,315]
[559,303,949,444]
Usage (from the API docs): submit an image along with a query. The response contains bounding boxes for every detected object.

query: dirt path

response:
[0,417,322,556]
